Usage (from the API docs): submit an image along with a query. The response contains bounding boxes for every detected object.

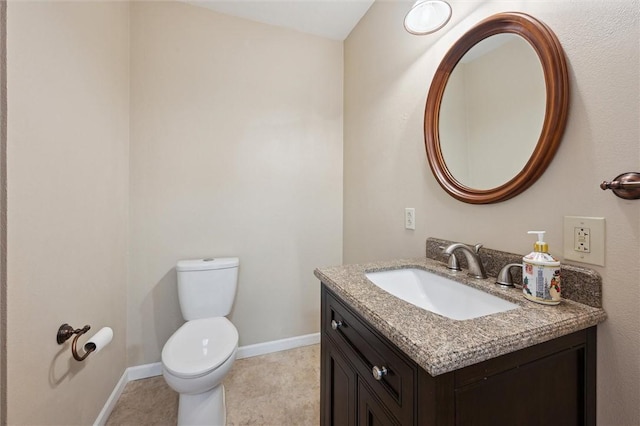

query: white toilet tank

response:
[176,257,239,321]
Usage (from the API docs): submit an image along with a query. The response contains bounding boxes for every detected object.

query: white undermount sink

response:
[365,268,518,320]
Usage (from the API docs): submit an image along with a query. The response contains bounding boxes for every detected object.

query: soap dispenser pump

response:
[522,231,561,305]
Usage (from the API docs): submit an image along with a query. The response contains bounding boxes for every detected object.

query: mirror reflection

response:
[439,34,546,190]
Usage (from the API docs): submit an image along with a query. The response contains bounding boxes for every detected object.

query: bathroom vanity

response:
[316,243,606,426]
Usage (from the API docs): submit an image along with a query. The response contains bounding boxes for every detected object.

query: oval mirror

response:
[425,13,569,204]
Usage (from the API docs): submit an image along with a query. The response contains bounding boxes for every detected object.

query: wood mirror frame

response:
[424,12,569,204]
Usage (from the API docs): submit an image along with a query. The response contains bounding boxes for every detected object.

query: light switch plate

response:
[563,216,605,266]
[405,208,415,230]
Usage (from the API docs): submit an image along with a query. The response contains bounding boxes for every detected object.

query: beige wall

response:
[0,1,6,424]
[345,1,639,424]
[6,2,129,424]
[5,0,342,420]
[128,2,343,365]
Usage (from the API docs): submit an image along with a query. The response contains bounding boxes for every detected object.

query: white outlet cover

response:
[563,216,605,266]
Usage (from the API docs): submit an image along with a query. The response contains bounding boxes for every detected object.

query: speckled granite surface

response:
[314,250,607,377]
[426,237,603,308]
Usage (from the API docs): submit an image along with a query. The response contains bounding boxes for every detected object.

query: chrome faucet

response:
[443,243,487,279]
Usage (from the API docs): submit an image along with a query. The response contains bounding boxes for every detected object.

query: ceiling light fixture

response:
[404,0,452,35]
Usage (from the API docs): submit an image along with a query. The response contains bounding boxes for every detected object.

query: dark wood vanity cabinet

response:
[321,285,597,426]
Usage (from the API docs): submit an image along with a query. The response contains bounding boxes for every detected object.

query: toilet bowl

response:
[161,258,240,426]
[162,317,239,426]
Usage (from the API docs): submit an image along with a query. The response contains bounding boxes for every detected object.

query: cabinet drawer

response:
[323,287,416,424]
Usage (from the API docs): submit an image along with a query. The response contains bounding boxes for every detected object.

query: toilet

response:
[161,257,239,426]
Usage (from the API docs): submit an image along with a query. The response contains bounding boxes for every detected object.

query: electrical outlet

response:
[405,208,415,230]
[574,227,590,252]
[563,216,605,266]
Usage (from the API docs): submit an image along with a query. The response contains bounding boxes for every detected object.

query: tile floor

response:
[106,344,320,426]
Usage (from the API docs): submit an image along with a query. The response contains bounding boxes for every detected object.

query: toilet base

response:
[177,384,225,426]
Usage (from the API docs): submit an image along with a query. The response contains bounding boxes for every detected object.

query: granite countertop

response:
[314,256,607,376]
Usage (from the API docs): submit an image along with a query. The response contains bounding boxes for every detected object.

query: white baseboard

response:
[93,369,129,426]
[94,332,320,425]
[126,361,163,380]
[236,332,320,359]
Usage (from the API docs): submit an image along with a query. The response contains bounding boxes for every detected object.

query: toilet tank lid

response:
[176,257,239,271]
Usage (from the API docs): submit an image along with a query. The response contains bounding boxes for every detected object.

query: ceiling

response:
[185,0,375,41]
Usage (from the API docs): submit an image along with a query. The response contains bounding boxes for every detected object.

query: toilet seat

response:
[162,317,238,379]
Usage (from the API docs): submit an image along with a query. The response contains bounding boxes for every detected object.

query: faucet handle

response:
[496,263,522,288]
[474,243,483,254]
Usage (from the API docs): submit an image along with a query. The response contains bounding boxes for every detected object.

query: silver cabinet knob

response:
[331,320,343,330]
[372,365,388,381]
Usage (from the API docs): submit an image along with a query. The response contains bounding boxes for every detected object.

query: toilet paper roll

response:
[84,327,113,354]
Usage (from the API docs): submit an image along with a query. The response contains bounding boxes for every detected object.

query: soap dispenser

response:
[522,231,561,305]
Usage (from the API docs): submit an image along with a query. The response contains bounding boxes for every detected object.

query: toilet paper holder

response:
[56,323,97,361]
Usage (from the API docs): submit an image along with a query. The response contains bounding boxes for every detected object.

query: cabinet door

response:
[455,347,584,425]
[322,340,357,426]
[358,381,400,426]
